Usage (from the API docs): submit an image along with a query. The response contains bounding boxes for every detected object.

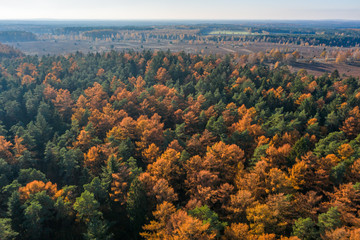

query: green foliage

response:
[126,178,147,239]
[23,200,43,239]
[0,218,18,240]
[83,177,107,203]
[17,168,47,185]
[188,205,227,237]
[126,157,142,182]
[318,207,342,233]
[251,144,269,166]
[58,147,82,185]
[325,111,340,131]
[262,108,288,135]
[314,131,346,157]
[74,190,102,222]
[7,191,24,235]
[0,158,12,188]
[206,116,227,140]
[354,182,360,191]
[330,162,347,185]
[23,191,55,239]
[292,217,319,240]
[0,121,7,136]
[101,155,119,191]
[84,218,113,240]
[290,136,311,162]
[118,138,135,161]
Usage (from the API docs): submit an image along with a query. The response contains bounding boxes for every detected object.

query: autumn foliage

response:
[1,50,360,239]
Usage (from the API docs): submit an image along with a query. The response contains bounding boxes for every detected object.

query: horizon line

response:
[1,18,360,22]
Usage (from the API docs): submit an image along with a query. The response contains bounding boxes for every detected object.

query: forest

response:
[0,31,37,43]
[0,44,360,240]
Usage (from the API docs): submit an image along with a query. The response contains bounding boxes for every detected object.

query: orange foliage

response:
[183,111,199,132]
[231,105,263,136]
[264,143,292,168]
[152,178,178,204]
[203,142,245,182]
[147,148,181,181]
[129,76,146,93]
[292,191,322,220]
[167,140,183,152]
[135,114,165,153]
[13,135,27,158]
[324,183,360,227]
[69,61,79,72]
[89,104,128,137]
[0,136,14,163]
[19,180,61,201]
[186,130,216,155]
[334,81,348,95]
[21,75,35,85]
[155,67,170,83]
[289,160,308,190]
[110,167,130,204]
[73,129,93,151]
[225,190,255,221]
[355,92,360,99]
[43,84,57,100]
[341,106,360,137]
[16,63,38,78]
[52,89,74,118]
[142,143,161,163]
[51,61,63,76]
[83,82,108,110]
[84,146,104,176]
[263,86,284,99]
[295,93,312,105]
[338,144,354,160]
[44,72,61,84]
[96,68,105,76]
[246,194,291,235]
[183,142,243,205]
[307,81,318,93]
[307,118,317,126]
[347,158,360,182]
[222,103,238,126]
[141,201,215,240]
[223,223,250,240]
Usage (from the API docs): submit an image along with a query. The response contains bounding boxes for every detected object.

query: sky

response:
[0,0,359,20]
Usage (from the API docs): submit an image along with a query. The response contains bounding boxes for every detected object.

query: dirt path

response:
[219,46,236,53]
[238,48,254,54]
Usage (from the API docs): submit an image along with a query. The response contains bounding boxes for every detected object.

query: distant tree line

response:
[0,31,37,42]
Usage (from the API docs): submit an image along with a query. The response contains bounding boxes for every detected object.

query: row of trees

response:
[47,29,200,42]
[0,49,360,239]
[0,31,37,42]
[206,34,360,48]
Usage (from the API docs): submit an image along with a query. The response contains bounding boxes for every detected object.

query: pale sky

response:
[0,0,359,20]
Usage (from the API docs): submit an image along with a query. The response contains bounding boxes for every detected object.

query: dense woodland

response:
[0,31,37,43]
[206,34,360,48]
[1,45,360,240]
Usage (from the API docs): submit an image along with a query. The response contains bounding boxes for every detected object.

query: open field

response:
[289,61,360,77]
[2,21,360,77]
[6,38,360,78]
